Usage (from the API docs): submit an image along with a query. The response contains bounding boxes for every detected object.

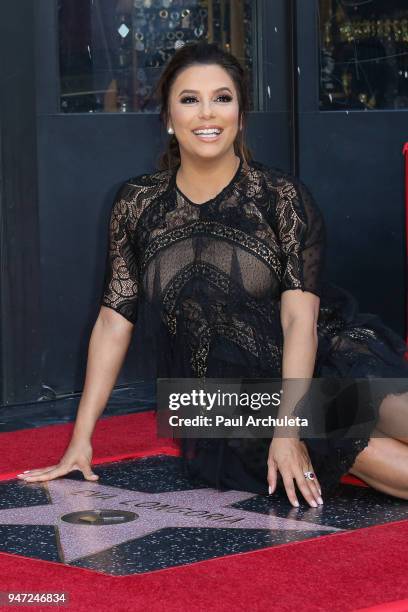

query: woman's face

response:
[167,63,241,162]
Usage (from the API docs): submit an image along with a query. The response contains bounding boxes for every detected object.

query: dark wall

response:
[0,2,42,405]
[296,0,407,338]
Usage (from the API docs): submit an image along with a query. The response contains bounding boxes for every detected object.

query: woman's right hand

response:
[16,439,99,483]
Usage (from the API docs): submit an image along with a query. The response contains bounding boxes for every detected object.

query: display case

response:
[58,0,257,113]
[319,0,408,110]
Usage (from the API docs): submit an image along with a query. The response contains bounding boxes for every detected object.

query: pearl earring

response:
[168,127,174,134]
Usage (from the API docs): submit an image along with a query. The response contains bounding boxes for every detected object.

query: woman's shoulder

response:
[249,159,321,211]
[249,159,307,192]
[121,167,172,193]
[249,159,324,224]
[112,168,173,210]
[109,168,172,230]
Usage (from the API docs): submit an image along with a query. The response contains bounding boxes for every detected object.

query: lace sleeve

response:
[275,175,326,298]
[101,182,139,324]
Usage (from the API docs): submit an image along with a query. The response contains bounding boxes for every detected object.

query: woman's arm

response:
[18,179,141,483]
[276,288,319,432]
[71,306,134,442]
[272,289,320,438]
[268,171,326,506]
[73,176,140,442]
[267,289,323,508]
[280,289,319,377]
[17,306,133,483]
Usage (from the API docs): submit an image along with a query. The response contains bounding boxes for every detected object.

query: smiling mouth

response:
[192,128,223,141]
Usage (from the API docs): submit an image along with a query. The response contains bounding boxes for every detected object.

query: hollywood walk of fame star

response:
[0,479,340,563]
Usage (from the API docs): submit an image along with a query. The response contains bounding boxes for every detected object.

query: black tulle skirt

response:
[175,283,408,495]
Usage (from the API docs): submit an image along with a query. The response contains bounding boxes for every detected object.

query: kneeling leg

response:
[349,427,408,500]
[376,391,408,443]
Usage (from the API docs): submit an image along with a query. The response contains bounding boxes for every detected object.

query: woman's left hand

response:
[267,437,323,508]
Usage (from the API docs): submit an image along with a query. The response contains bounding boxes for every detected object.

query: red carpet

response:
[0,410,367,486]
[357,600,408,611]
[1,410,405,610]
[0,412,179,481]
[1,518,408,611]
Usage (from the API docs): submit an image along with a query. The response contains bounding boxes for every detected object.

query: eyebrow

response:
[177,87,233,96]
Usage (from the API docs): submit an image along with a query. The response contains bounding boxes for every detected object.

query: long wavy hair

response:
[153,41,253,172]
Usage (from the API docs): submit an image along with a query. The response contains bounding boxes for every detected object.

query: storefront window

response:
[319,0,408,110]
[58,0,256,113]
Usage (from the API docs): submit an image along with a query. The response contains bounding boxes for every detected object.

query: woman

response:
[18,42,408,509]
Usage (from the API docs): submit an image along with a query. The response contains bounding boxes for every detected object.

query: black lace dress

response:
[101,157,408,494]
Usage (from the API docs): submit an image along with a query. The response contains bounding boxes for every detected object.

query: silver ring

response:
[304,471,315,480]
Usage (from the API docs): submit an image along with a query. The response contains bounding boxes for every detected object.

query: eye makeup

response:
[179,93,233,104]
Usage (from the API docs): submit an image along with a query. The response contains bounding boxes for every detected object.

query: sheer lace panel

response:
[274,174,326,297]
[101,182,140,324]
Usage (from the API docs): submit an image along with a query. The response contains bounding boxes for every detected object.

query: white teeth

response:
[193,129,222,135]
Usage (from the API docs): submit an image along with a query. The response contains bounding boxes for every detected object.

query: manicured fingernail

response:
[293,500,299,507]
[317,496,324,505]
[318,488,322,495]
[311,500,318,507]
[268,486,272,495]
[23,470,30,473]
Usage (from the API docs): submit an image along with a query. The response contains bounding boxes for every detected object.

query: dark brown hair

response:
[153,41,253,172]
